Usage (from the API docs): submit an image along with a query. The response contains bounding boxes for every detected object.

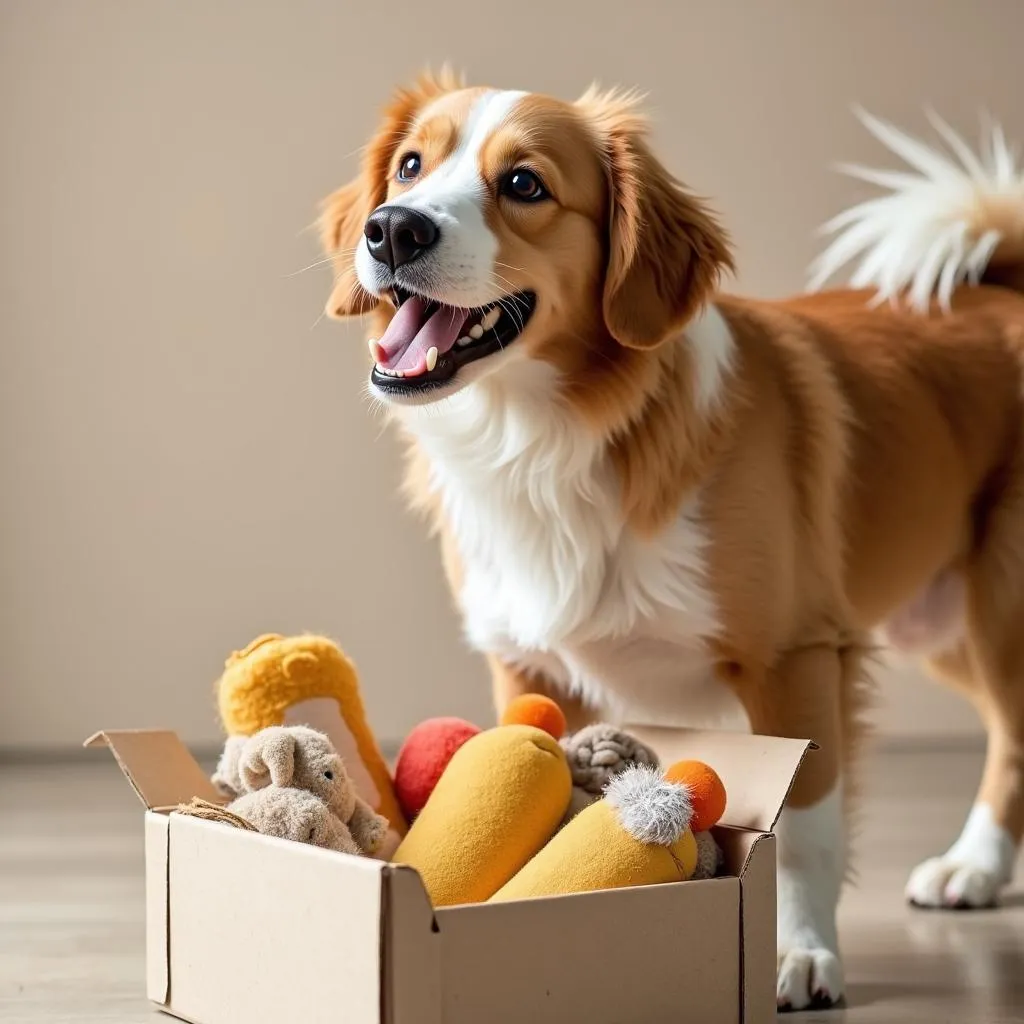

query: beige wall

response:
[4,1,1022,750]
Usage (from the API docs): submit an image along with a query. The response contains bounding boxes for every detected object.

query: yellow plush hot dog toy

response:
[490,760,707,901]
[216,633,406,852]
[392,696,572,906]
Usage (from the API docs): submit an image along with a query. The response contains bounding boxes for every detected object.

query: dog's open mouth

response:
[369,287,536,392]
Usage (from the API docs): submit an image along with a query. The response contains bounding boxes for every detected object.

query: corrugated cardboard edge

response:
[713,827,777,1023]
[381,865,441,1024]
[144,812,171,1006]
[626,725,816,833]
[739,834,777,1024]
[84,729,221,1015]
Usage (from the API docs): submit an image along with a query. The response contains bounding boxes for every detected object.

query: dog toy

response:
[215,633,406,851]
[692,829,725,880]
[393,716,482,822]
[393,697,572,906]
[663,759,727,832]
[490,762,700,902]
[233,788,367,854]
[559,723,660,822]
[211,734,248,798]
[499,694,567,738]
[210,725,388,855]
[179,788,366,855]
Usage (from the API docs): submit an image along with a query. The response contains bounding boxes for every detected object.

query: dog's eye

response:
[397,153,421,182]
[502,168,549,202]
[323,771,334,780]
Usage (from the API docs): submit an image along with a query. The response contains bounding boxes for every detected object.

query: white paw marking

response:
[776,789,846,1010]
[906,857,1002,908]
[906,804,1015,909]
[777,945,844,1011]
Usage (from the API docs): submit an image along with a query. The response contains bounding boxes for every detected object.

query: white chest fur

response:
[401,355,744,727]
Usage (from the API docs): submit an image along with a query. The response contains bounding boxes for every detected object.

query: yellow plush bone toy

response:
[392,696,572,906]
[489,761,704,902]
[216,634,406,852]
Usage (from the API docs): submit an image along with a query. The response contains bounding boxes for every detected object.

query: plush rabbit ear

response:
[240,728,297,790]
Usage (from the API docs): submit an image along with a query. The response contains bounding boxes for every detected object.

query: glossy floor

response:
[1,749,1022,1022]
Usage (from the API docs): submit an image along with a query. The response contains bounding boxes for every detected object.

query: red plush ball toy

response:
[393,717,482,821]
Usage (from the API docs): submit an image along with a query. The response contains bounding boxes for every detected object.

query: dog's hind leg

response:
[907,639,1024,908]
[906,481,1024,909]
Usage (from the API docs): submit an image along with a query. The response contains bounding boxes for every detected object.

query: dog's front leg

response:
[487,653,598,733]
[742,643,859,1011]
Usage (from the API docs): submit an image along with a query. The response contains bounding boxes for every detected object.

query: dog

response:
[319,70,1024,1010]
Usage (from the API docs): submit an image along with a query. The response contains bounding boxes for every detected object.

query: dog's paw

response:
[906,805,1015,910]
[777,945,844,1011]
[906,855,1003,909]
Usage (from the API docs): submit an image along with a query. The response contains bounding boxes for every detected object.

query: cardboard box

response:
[87,725,810,1024]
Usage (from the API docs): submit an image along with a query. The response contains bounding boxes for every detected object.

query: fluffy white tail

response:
[808,109,1024,311]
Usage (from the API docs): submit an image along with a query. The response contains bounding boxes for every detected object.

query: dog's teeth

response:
[481,307,501,330]
[425,347,438,372]
[457,336,472,347]
[469,325,484,340]
[395,369,404,378]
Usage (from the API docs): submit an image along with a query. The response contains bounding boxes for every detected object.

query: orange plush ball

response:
[500,694,567,740]
[663,760,727,832]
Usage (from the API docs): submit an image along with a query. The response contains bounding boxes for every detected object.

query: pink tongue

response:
[377,298,470,374]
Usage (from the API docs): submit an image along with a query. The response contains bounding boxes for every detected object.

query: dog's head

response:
[320,70,732,407]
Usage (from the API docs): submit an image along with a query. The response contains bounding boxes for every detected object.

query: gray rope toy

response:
[559,724,660,821]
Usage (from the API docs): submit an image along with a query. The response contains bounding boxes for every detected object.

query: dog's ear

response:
[319,67,466,319]
[578,87,734,350]
[319,176,380,319]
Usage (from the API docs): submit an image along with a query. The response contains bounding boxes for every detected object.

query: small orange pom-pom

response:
[663,760,727,832]
[500,694,567,740]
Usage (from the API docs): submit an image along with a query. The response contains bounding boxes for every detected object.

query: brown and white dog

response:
[319,70,1024,1010]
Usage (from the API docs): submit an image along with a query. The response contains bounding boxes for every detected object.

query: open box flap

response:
[84,729,222,810]
[625,725,814,833]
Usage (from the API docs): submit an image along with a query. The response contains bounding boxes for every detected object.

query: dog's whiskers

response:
[287,248,360,278]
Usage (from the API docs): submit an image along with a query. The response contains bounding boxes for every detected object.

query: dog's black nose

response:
[363,207,439,271]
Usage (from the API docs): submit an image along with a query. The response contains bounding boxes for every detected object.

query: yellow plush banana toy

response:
[392,696,572,906]
[490,761,700,901]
